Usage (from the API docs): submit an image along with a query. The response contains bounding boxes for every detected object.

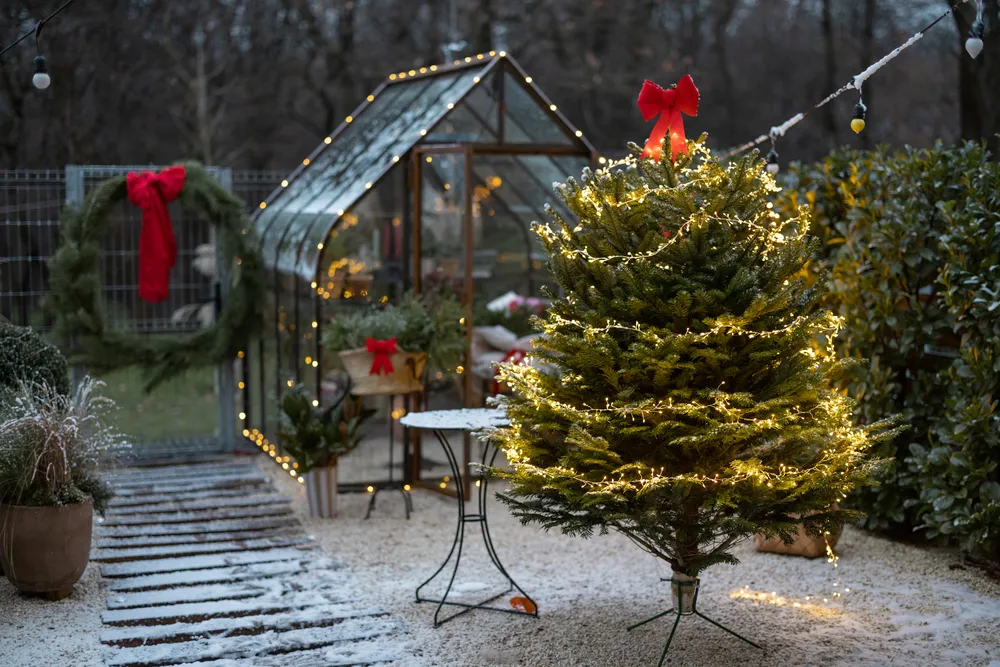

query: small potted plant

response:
[322,292,466,396]
[280,385,375,518]
[0,377,127,599]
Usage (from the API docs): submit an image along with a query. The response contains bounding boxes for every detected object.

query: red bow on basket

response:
[127,165,187,303]
[637,75,700,162]
[367,337,397,375]
[491,349,527,396]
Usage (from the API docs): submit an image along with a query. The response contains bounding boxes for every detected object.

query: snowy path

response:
[93,459,411,667]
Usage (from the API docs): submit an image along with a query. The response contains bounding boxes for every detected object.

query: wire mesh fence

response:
[0,167,283,329]
[0,166,283,458]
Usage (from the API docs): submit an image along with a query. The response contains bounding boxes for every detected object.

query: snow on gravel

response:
[268,457,1000,667]
[0,560,106,667]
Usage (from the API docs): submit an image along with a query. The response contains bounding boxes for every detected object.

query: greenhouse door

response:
[64,165,238,461]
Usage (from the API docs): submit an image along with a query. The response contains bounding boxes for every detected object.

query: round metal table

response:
[399,408,538,626]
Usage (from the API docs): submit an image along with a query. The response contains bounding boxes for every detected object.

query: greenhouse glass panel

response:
[504,76,575,145]
[254,65,490,278]
[468,155,586,300]
[426,72,500,142]
[256,84,411,263]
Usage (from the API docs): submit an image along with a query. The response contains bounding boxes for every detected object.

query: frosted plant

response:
[0,377,130,513]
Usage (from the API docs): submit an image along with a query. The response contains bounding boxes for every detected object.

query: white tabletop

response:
[399,408,509,431]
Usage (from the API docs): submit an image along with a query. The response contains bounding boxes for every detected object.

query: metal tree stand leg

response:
[414,429,538,627]
[627,579,761,667]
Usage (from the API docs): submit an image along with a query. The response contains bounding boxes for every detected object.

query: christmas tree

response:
[491,140,896,579]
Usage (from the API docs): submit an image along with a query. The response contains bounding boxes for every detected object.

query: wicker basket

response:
[338,348,427,396]
[754,509,842,558]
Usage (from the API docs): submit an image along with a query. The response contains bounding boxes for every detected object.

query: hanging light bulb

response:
[766,149,780,175]
[851,100,867,134]
[966,19,985,59]
[32,55,50,90]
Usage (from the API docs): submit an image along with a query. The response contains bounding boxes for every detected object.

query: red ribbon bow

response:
[366,337,398,375]
[127,165,187,303]
[637,75,699,162]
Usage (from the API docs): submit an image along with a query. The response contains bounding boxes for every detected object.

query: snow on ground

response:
[0,561,106,667]
[269,459,1000,667]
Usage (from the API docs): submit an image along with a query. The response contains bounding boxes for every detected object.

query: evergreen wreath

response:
[47,162,266,392]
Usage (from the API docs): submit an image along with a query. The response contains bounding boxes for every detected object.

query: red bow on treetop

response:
[637,75,700,162]
[127,165,187,303]
[366,337,398,375]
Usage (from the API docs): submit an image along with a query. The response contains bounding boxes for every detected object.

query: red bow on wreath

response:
[491,349,527,396]
[637,75,699,162]
[367,337,397,375]
[127,165,187,303]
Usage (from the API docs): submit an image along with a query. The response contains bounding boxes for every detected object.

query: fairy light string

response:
[722,0,971,159]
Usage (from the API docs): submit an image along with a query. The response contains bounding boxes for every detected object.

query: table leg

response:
[414,428,538,626]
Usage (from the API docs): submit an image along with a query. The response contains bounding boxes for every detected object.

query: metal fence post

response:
[214,167,237,453]
[64,165,88,393]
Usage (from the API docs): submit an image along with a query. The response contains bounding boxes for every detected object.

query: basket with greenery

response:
[0,377,128,514]
[322,292,466,395]
[279,385,376,474]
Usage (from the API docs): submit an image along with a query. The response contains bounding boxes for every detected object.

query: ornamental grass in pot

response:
[322,292,466,396]
[0,378,127,599]
[280,385,375,518]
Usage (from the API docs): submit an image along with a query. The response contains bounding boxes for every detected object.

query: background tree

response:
[490,141,896,578]
[0,0,974,170]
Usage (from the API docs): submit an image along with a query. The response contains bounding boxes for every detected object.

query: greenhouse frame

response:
[242,52,597,498]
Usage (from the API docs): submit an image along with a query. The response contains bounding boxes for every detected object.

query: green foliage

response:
[322,292,466,373]
[46,162,267,392]
[279,385,375,473]
[0,377,128,514]
[490,141,895,577]
[0,323,71,398]
[780,141,1000,561]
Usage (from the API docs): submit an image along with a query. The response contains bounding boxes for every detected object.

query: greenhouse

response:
[244,52,596,498]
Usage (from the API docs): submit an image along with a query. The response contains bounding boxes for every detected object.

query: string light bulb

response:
[766,148,780,175]
[967,18,985,59]
[32,56,50,90]
[851,100,867,134]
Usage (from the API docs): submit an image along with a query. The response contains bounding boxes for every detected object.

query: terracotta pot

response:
[0,499,93,599]
[303,466,338,518]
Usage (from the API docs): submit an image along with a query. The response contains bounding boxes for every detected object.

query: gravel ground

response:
[0,560,106,667]
[269,461,1000,667]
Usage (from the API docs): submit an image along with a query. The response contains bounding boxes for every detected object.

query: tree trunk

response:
[955,0,1000,154]
[821,0,839,148]
[860,0,877,149]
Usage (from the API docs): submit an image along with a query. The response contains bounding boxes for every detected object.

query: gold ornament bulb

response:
[851,118,866,134]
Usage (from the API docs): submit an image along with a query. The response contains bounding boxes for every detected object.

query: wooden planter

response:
[303,466,338,518]
[338,348,427,396]
[0,498,93,599]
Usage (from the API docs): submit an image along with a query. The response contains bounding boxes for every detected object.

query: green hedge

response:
[779,141,1000,561]
[0,323,71,397]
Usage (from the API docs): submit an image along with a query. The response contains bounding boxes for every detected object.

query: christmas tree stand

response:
[627,574,761,666]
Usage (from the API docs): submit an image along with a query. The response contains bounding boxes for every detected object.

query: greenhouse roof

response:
[253,52,595,281]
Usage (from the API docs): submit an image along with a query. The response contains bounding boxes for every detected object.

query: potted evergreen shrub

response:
[0,377,126,599]
[280,385,375,518]
[322,292,466,396]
